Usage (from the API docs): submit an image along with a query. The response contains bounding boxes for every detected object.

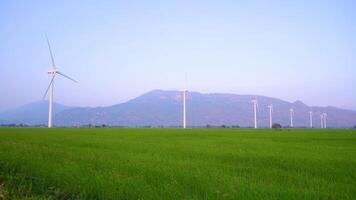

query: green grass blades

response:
[0,128,355,199]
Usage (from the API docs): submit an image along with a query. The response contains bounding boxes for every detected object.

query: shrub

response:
[272,123,282,129]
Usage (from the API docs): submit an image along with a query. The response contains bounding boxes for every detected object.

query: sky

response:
[0,0,355,112]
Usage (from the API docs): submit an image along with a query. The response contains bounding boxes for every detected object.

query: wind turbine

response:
[289,108,294,128]
[320,113,324,128]
[182,89,187,129]
[43,34,77,128]
[268,104,273,128]
[323,113,327,128]
[251,99,258,128]
[309,111,313,128]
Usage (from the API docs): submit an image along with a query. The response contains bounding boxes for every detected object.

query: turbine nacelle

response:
[48,68,56,75]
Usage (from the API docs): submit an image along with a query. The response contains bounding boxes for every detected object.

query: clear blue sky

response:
[0,0,355,111]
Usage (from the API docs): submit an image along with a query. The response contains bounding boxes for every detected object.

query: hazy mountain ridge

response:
[1,90,356,127]
[0,101,70,125]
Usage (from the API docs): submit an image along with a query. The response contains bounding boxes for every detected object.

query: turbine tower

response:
[309,111,313,128]
[289,108,294,128]
[251,99,258,128]
[320,113,324,128]
[43,34,77,128]
[268,104,273,128]
[323,113,327,128]
[182,90,187,128]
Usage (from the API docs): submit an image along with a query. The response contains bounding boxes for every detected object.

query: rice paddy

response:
[0,128,355,199]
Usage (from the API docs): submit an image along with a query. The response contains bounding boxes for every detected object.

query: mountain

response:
[54,90,183,127]
[1,90,356,128]
[54,90,356,128]
[0,101,70,125]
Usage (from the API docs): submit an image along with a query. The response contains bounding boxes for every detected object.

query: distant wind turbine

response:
[268,104,273,128]
[182,89,187,129]
[309,111,313,128]
[43,34,77,128]
[323,113,327,128]
[289,108,294,128]
[251,99,258,128]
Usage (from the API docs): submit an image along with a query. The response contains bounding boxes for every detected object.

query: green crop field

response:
[0,128,355,200]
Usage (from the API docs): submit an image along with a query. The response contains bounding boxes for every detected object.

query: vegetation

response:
[0,128,355,199]
[272,123,282,129]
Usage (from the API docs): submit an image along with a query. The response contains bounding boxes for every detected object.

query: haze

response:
[0,0,355,112]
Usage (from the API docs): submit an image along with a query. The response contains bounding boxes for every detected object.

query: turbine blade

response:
[43,75,56,99]
[45,33,56,67]
[56,71,78,83]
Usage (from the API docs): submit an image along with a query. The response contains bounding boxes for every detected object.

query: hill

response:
[55,90,356,127]
[1,90,356,127]
[0,101,70,125]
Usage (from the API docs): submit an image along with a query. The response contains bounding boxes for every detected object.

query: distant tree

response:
[206,124,212,128]
[272,123,282,129]
[221,125,227,128]
[102,124,106,128]
[353,125,356,129]
[231,125,240,128]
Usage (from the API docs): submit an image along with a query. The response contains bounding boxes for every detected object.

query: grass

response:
[0,128,355,199]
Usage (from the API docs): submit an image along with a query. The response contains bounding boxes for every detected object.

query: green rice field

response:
[0,128,355,199]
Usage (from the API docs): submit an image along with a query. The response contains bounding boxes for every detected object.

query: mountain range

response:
[1,90,356,128]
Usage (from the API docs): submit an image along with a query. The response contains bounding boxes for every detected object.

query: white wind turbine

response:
[268,104,273,128]
[323,113,327,128]
[309,111,313,128]
[182,73,188,129]
[182,89,187,129]
[289,108,294,128]
[320,113,324,128]
[43,34,77,128]
[251,98,258,128]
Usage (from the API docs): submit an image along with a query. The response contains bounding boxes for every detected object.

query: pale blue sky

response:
[0,0,355,111]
